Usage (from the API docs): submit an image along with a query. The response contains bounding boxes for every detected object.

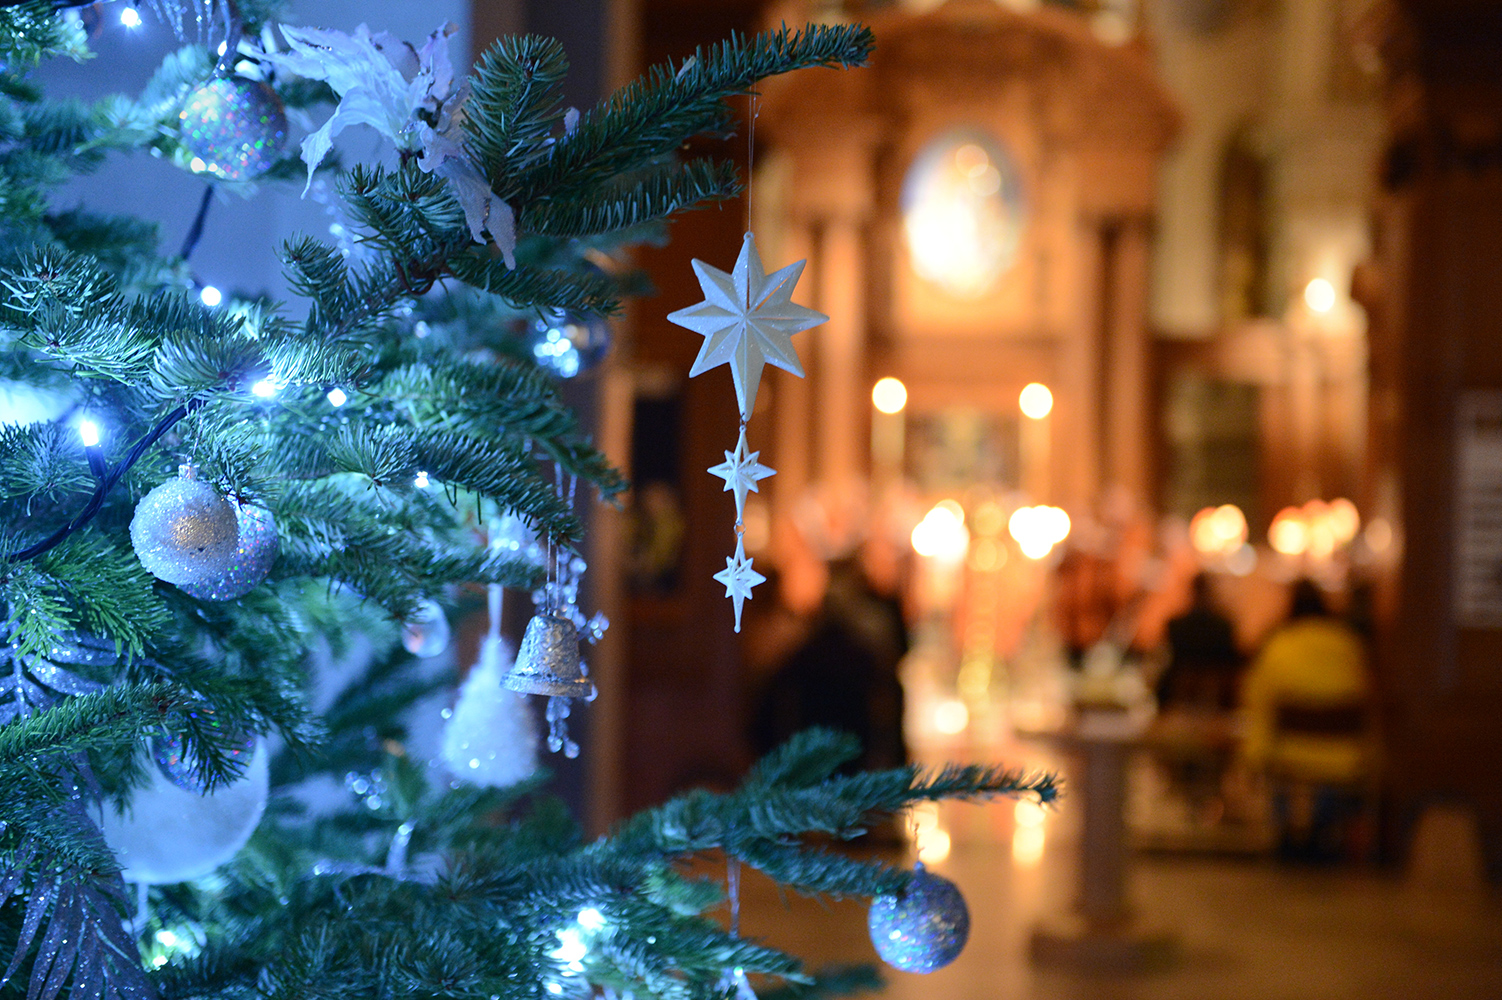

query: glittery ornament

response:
[401,598,451,658]
[525,310,611,378]
[130,466,240,585]
[179,501,278,601]
[179,77,288,181]
[440,636,538,786]
[151,716,257,793]
[867,863,970,973]
[503,612,594,699]
[99,739,269,884]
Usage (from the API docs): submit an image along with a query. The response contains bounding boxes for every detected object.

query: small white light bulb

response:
[251,378,278,398]
[326,387,348,407]
[120,7,142,28]
[78,419,100,447]
[217,41,228,56]
[414,470,430,489]
[199,285,222,307]
[189,157,206,173]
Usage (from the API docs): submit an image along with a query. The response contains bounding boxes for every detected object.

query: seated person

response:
[1157,572,1243,712]
[1240,579,1373,860]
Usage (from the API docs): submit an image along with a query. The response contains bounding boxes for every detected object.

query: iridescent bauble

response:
[401,598,451,658]
[130,467,239,585]
[179,77,288,181]
[151,719,257,793]
[180,502,278,601]
[868,863,970,973]
[525,310,611,378]
[99,739,269,885]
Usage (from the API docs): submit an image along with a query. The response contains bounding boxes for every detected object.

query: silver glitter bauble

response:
[152,718,256,793]
[401,598,451,658]
[179,78,288,181]
[525,310,611,378]
[868,863,970,973]
[180,502,278,601]
[130,467,239,585]
[503,612,595,698]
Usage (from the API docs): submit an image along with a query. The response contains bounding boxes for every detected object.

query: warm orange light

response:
[1009,505,1070,559]
[1304,277,1337,314]
[1269,507,1309,556]
[872,377,908,414]
[933,699,969,735]
[1327,497,1360,544]
[1019,382,1054,420]
[1191,504,1248,556]
[912,502,970,560]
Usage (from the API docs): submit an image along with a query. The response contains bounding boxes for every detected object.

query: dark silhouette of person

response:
[1157,572,1243,711]
[751,557,908,772]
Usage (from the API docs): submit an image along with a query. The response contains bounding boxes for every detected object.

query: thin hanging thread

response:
[745,90,758,235]
[728,856,742,938]
[487,520,504,643]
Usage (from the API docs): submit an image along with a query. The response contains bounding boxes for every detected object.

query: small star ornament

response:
[712,538,766,633]
[667,231,827,419]
[709,425,775,522]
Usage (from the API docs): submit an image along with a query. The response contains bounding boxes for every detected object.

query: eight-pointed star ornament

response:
[708,425,775,523]
[712,538,766,633]
[667,231,828,419]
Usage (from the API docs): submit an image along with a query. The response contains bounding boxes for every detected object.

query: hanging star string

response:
[674,231,822,630]
[667,232,827,421]
[708,425,776,522]
[712,539,766,633]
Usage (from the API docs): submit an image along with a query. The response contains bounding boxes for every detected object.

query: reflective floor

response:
[738,746,1502,1000]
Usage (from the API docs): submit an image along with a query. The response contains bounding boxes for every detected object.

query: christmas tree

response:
[0,3,1055,999]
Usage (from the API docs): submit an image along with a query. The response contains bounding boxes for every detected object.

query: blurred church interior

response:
[508,0,1502,992]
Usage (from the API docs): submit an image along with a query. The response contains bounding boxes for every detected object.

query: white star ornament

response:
[712,539,766,633]
[708,425,775,522]
[666,231,828,419]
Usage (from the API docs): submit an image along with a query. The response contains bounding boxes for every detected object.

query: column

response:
[1104,217,1152,500]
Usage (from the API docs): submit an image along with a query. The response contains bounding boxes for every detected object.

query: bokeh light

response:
[1304,277,1337,313]
[872,377,908,414]
[1019,382,1054,419]
[912,502,970,560]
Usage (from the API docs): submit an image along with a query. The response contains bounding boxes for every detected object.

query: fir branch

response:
[0,683,169,765]
[447,249,621,316]
[512,24,874,204]
[521,158,740,238]
[462,35,572,197]
[7,396,205,564]
[35,533,170,655]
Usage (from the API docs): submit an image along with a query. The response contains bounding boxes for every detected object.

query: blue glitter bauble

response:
[525,310,611,378]
[180,502,278,601]
[868,863,970,973]
[152,720,256,793]
[179,78,288,181]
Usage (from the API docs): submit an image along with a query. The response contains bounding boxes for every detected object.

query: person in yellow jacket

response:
[1240,579,1374,860]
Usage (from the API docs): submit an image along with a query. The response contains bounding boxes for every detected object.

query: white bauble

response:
[440,637,538,787]
[99,740,269,884]
[129,470,239,585]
